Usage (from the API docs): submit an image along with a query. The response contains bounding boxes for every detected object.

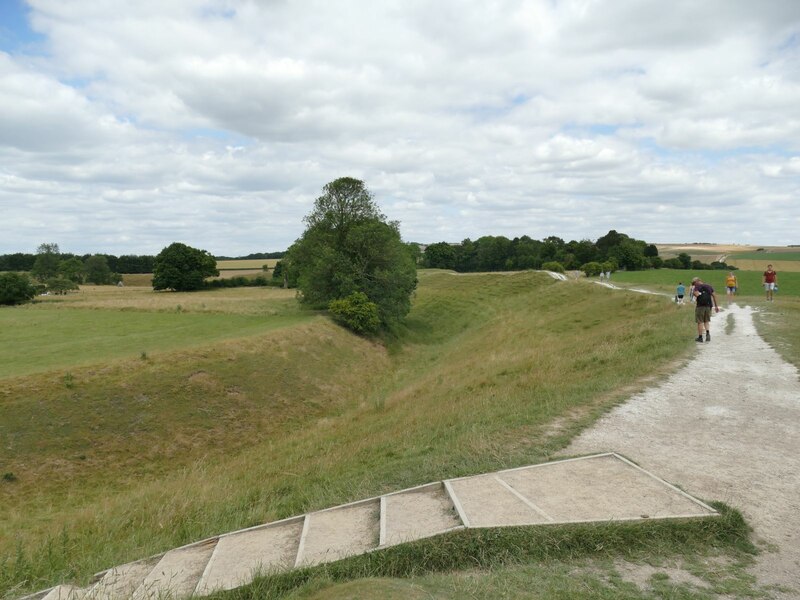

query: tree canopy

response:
[31,243,61,282]
[152,243,219,291]
[84,254,114,285]
[58,257,85,283]
[287,177,417,331]
[0,272,37,305]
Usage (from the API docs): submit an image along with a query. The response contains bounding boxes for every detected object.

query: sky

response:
[1,0,799,256]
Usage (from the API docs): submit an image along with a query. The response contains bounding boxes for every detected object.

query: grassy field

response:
[0,271,764,598]
[753,296,800,370]
[0,287,309,378]
[608,268,800,298]
[120,273,153,286]
[117,259,279,287]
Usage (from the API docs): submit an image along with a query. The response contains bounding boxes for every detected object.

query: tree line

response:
[0,250,155,275]
[0,251,286,274]
[422,230,736,274]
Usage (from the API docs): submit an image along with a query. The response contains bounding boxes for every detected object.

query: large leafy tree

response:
[31,243,61,282]
[288,177,417,329]
[84,254,113,284]
[423,242,457,269]
[152,243,219,291]
[59,257,85,283]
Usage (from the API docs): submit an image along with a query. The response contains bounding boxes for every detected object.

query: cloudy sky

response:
[1,0,799,256]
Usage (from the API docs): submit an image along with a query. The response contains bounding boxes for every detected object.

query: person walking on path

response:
[676,282,686,305]
[692,277,719,342]
[763,265,778,301]
[725,272,738,301]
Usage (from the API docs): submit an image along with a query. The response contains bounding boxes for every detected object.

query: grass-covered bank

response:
[2,271,706,596]
[210,503,756,600]
[753,296,800,369]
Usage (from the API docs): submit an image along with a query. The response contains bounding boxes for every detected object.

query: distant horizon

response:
[2,239,799,259]
[2,1,799,255]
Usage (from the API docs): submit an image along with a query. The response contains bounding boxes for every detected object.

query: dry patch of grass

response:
[120,274,153,286]
[215,269,267,279]
[33,285,297,314]
[216,259,279,270]
[726,258,800,272]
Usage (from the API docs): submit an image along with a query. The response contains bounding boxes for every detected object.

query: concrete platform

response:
[24,453,717,600]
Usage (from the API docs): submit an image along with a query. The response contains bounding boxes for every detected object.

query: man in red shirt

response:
[763,264,778,302]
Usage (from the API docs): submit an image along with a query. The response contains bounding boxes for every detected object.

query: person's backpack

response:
[696,286,712,307]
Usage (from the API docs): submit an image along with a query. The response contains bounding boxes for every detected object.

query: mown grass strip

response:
[609,268,800,297]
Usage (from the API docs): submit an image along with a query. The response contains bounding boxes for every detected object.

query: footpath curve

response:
[566,303,800,597]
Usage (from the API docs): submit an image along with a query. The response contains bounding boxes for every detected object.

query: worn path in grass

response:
[566,303,800,598]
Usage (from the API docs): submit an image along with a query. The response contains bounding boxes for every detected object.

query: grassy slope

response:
[1,271,730,596]
[752,296,800,369]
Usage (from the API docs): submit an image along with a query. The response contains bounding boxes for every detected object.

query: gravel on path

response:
[565,303,800,598]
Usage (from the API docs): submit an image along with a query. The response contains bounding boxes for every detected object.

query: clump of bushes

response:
[0,272,37,305]
[45,277,79,295]
[205,275,277,289]
[541,261,565,274]
[329,292,380,335]
[580,261,603,276]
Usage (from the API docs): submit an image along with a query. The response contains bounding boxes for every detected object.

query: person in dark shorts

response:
[692,277,719,342]
[676,282,686,304]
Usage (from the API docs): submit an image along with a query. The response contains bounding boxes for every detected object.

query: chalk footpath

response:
[30,453,715,600]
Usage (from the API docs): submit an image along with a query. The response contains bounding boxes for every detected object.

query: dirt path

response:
[565,303,800,598]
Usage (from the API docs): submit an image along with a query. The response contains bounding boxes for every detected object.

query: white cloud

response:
[1,0,800,255]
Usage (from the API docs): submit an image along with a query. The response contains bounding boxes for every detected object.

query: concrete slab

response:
[382,483,462,547]
[195,518,304,594]
[495,454,716,523]
[23,453,717,600]
[40,586,84,600]
[87,559,158,600]
[297,499,379,567]
[131,538,217,600]
[447,474,552,527]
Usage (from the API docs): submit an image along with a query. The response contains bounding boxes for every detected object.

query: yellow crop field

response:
[36,284,296,314]
[725,259,800,273]
[121,273,153,286]
[216,259,279,270]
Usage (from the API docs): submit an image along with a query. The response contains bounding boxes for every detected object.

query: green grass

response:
[0,307,311,378]
[0,271,749,597]
[608,268,800,298]
[752,297,800,370]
